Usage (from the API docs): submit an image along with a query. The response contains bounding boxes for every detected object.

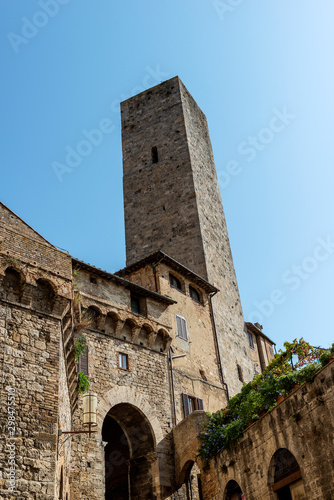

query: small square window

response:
[130,293,146,316]
[118,352,129,370]
[90,276,97,284]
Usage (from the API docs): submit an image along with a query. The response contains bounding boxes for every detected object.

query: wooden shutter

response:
[176,315,188,340]
[197,398,204,411]
[182,393,190,417]
[78,346,89,376]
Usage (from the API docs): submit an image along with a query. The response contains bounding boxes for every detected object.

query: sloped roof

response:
[0,201,55,247]
[115,250,218,294]
[72,257,177,305]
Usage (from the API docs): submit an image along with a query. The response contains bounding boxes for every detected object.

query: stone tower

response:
[121,76,253,395]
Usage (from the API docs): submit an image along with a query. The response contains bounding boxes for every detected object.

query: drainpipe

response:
[169,346,177,427]
[209,291,229,402]
[149,257,165,292]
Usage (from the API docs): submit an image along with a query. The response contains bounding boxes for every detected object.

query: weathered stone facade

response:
[173,361,334,500]
[0,202,72,499]
[0,78,332,499]
[121,77,253,396]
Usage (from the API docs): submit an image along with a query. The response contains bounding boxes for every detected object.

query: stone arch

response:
[137,323,153,347]
[1,266,25,302]
[268,448,305,499]
[85,305,102,329]
[224,479,244,500]
[104,310,120,335]
[32,278,56,313]
[157,328,172,351]
[100,387,163,500]
[177,460,203,499]
[122,318,140,341]
[97,385,163,443]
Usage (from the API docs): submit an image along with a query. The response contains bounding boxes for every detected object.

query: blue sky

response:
[1,1,333,351]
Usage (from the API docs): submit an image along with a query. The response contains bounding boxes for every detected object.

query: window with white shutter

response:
[176,315,188,341]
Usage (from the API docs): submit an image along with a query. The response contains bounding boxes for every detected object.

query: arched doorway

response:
[102,403,157,500]
[269,448,306,500]
[178,460,203,500]
[224,480,244,500]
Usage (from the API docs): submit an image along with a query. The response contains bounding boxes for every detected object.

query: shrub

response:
[78,371,90,394]
[199,338,330,464]
[319,350,333,367]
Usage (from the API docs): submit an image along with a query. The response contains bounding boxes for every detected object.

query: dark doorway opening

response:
[103,415,130,500]
[102,403,157,500]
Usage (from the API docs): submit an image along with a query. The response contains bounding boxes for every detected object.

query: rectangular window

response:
[248,332,255,349]
[269,344,274,356]
[182,393,204,418]
[131,294,140,314]
[118,352,129,370]
[152,146,158,164]
[130,293,146,316]
[78,346,89,376]
[176,315,188,341]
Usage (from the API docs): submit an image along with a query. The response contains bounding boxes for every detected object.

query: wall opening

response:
[224,479,244,500]
[178,461,203,500]
[33,279,55,313]
[151,146,158,164]
[269,448,306,500]
[102,403,156,500]
[1,267,24,302]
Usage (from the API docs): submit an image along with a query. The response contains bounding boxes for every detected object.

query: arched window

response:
[169,273,182,291]
[1,267,23,302]
[33,279,55,313]
[85,306,101,330]
[189,285,201,304]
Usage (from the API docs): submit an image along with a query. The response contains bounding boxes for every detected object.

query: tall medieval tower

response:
[121,76,252,395]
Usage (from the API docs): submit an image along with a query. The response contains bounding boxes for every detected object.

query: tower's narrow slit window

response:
[152,146,158,164]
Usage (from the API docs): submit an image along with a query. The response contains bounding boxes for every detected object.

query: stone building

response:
[2,77,328,500]
[245,322,276,376]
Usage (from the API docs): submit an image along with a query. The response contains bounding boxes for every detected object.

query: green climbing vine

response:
[199,338,333,465]
[72,269,91,394]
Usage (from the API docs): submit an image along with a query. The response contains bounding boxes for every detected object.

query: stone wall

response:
[0,202,72,499]
[191,362,334,500]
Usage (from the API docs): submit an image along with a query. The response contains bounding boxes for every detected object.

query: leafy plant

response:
[78,371,90,394]
[319,350,334,367]
[199,338,330,465]
[296,363,320,383]
[74,334,87,362]
[278,372,298,395]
